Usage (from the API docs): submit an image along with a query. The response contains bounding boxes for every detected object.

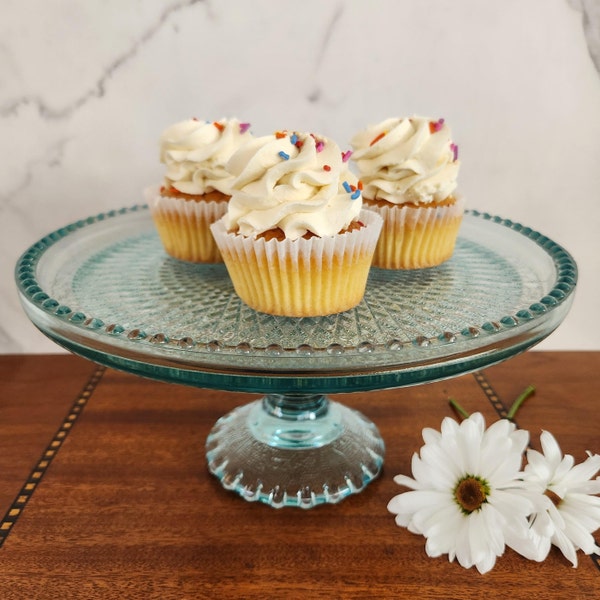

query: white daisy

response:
[517,430,600,567]
[387,412,534,574]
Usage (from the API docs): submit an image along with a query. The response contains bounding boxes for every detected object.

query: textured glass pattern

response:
[16,206,577,391]
[206,397,385,508]
[15,206,577,507]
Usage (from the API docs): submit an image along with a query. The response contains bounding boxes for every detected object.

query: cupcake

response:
[210,131,383,317]
[146,117,253,263]
[350,116,465,269]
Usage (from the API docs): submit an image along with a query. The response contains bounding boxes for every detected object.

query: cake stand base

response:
[205,394,385,509]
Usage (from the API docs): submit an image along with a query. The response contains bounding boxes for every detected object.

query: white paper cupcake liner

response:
[210,209,383,316]
[366,196,466,269]
[145,185,228,263]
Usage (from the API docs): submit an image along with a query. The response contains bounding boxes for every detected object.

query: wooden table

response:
[0,352,598,599]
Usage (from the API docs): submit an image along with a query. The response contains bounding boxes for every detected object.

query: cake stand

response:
[15,206,577,508]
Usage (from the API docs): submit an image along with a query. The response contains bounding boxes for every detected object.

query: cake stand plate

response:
[15,206,577,508]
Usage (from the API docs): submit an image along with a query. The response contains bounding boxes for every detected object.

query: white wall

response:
[1,0,599,353]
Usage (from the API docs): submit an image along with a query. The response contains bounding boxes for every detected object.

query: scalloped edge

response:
[15,206,578,358]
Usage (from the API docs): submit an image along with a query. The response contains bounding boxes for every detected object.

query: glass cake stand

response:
[15,206,577,508]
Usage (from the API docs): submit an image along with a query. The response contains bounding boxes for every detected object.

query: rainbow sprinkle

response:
[342,181,352,193]
[429,118,445,134]
[370,131,386,146]
[275,131,287,139]
[351,189,361,200]
[213,121,225,132]
[290,133,298,145]
[239,122,251,133]
[450,143,459,161]
[341,150,352,162]
[315,140,325,153]
[323,165,331,171]
[278,150,290,160]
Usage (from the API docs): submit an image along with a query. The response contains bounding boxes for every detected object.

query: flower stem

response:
[448,398,470,420]
[506,385,536,420]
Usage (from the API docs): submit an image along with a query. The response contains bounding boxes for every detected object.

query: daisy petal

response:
[387,490,446,516]
[553,455,576,484]
[422,427,442,445]
[505,520,550,562]
[551,526,579,567]
[540,430,563,469]
[423,506,464,557]
[561,494,600,530]
[488,489,534,519]
[524,448,552,482]
[561,511,600,555]
[559,454,600,490]
[393,473,419,490]
[468,509,501,568]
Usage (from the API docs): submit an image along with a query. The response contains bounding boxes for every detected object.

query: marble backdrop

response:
[1,0,599,353]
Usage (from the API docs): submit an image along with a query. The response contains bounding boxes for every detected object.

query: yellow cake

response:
[210,131,382,317]
[147,118,253,263]
[350,116,464,269]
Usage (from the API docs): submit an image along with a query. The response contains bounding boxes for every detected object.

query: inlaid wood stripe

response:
[0,364,106,549]
[472,370,513,422]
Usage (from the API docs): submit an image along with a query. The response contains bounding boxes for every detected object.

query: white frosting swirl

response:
[223,132,362,240]
[160,118,253,195]
[350,116,460,204]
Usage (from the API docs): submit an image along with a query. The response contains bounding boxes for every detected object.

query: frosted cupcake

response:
[210,131,383,317]
[350,116,465,269]
[146,117,253,263]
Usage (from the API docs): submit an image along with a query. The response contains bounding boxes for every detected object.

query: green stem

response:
[448,398,470,420]
[506,385,536,420]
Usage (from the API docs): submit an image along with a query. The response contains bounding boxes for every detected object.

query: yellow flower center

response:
[544,489,562,507]
[454,475,490,514]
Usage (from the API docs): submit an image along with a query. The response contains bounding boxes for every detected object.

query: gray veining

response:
[570,0,600,72]
[1,0,205,120]
[1,0,599,354]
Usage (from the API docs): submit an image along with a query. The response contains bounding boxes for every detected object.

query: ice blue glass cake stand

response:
[15,206,577,508]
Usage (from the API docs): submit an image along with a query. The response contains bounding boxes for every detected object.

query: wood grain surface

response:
[0,352,598,599]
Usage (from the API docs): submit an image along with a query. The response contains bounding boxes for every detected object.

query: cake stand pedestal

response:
[206,393,384,507]
[15,206,577,508]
